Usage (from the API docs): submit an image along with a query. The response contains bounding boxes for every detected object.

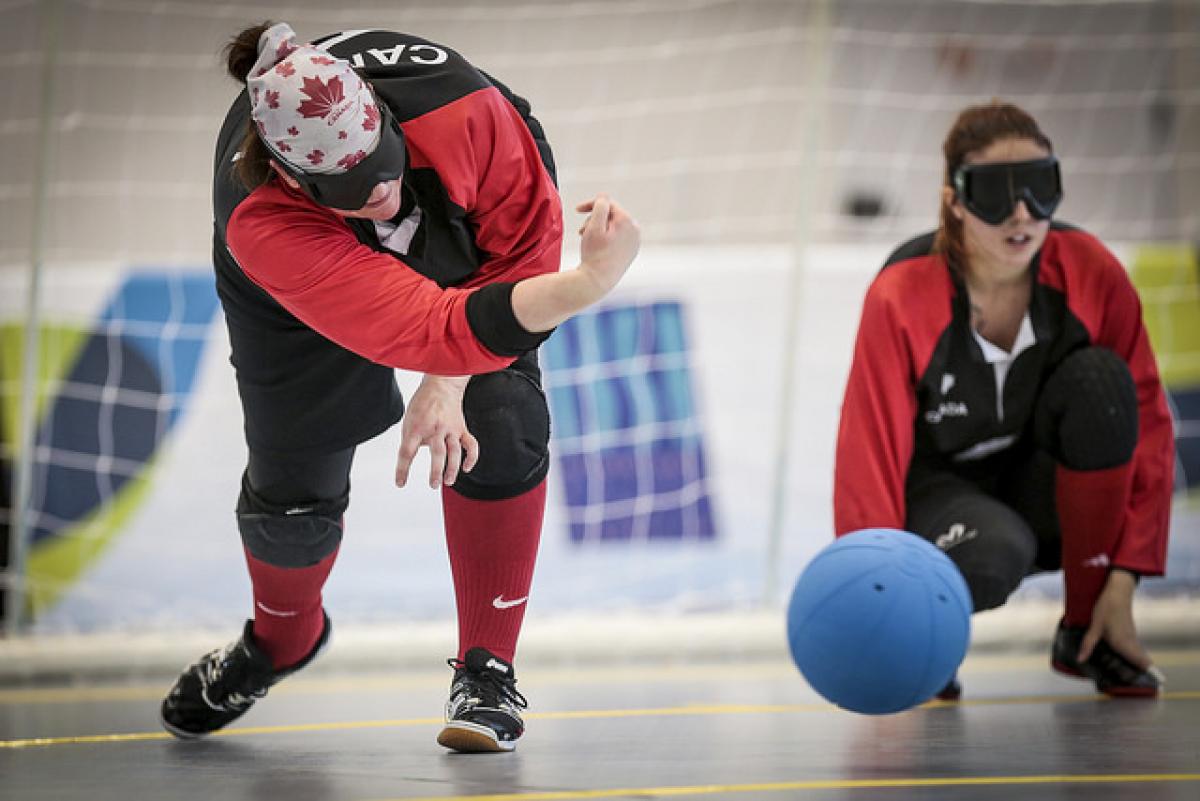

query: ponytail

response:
[221,22,275,191]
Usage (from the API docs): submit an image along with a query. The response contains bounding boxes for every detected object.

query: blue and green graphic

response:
[1,271,219,617]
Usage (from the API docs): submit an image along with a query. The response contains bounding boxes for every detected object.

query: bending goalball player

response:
[159,22,640,752]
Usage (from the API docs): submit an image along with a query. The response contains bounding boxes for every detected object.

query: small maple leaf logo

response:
[265,89,280,109]
[336,150,368,170]
[297,75,345,119]
[311,55,336,66]
[275,140,292,153]
[307,149,325,166]
[338,130,348,140]
[362,103,380,131]
[275,40,297,63]
[288,126,299,136]
[275,61,296,78]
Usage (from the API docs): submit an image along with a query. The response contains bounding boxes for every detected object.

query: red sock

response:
[1057,464,1134,627]
[244,547,337,670]
[442,480,547,663]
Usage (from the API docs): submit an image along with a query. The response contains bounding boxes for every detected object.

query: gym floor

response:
[2,648,1198,801]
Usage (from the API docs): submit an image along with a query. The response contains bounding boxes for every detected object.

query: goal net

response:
[0,0,1196,664]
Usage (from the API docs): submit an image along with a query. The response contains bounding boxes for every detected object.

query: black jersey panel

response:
[883,231,937,270]
[313,30,491,122]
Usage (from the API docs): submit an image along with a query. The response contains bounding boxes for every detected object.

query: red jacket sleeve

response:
[404,87,564,287]
[1060,233,1175,575]
[834,271,922,536]
[226,189,516,376]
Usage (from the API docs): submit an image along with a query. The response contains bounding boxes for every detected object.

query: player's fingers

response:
[394,437,421,487]
[576,194,606,214]
[462,432,480,474]
[427,438,447,489]
[583,194,611,235]
[443,433,463,487]
[1109,631,1153,671]
[1077,622,1101,663]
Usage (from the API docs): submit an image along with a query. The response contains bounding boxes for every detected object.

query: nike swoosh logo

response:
[492,595,528,610]
[256,601,299,617]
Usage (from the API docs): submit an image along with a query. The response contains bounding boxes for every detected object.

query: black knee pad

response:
[1034,347,1138,470]
[237,473,347,568]
[452,367,550,500]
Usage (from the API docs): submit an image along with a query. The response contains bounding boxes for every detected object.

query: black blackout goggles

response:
[951,156,1063,225]
[275,102,407,212]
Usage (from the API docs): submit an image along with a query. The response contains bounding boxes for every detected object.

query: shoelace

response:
[201,644,267,710]
[446,658,529,711]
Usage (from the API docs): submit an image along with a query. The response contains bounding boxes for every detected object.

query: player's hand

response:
[394,375,478,489]
[1078,568,1152,669]
[576,193,640,299]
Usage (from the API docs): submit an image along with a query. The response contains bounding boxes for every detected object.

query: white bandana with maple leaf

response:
[246,23,382,175]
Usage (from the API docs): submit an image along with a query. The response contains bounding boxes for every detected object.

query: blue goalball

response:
[786,528,973,714]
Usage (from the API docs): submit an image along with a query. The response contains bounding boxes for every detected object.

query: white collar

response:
[972,312,1036,363]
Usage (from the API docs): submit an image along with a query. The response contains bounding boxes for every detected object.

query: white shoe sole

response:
[437,720,517,753]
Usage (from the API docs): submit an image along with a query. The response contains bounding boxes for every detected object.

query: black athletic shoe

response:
[437,647,528,753]
[159,613,331,739]
[1050,619,1162,697]
[935,675,962,701]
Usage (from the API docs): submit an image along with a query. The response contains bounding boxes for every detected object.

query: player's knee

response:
[236,475,346,567]
[929,518,1035,614]
[1034,347,1137,470]
[452,369,550,500]
[957,569,1018,612]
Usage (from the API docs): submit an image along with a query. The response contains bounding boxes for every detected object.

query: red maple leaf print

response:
[311,55,336,66]
[275,140,292,153]
[275,61,296,78]
[251,87,259,105]
[296,75,345,119]
[307,149,325,166]
[362,103,380,131]
[336,150,367,170]
[288,126,300,136]
[338,130,348,140]
[265,89,280,109]
[275,39,297,63]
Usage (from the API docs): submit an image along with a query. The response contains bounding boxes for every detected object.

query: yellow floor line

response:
[3,649,1198,705]
[2,691,1198,750]
[361,774,1200,801]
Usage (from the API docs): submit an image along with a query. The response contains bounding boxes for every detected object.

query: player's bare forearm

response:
[510,194,639,332]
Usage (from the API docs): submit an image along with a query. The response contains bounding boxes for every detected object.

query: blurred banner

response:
[2,244,1196,633]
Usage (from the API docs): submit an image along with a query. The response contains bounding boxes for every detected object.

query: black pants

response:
[244,350,548,508]
[904,346,1140,613]
[905,447,1060,613]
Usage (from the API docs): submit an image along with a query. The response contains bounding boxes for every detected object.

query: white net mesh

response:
[0,0,1196,649]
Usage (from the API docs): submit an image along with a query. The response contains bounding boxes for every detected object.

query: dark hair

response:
[222,22,275,191]
[933,101,1054,274]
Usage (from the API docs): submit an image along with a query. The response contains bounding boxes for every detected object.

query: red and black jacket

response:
[834,225,1174,575]
[213,30,563,376]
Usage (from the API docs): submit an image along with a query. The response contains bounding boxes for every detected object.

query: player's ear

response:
[269,160,302,190]
[942,185,964,222]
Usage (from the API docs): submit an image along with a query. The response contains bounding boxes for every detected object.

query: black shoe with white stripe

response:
[437,647,528,753]
[159,613,331,739]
